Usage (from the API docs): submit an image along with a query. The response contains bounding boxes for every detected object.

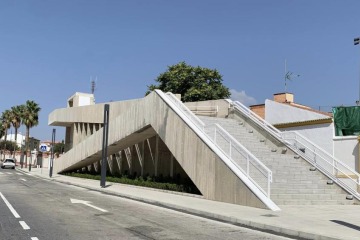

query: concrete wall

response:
[184,99,230,118]
[49,91,267,209]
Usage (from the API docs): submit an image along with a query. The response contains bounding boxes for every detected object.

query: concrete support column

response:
[155,135,159,177]
[141,141,145,177]
[170,154,174,178]
[81,123,86,142]
[125,147,132,175]
[73,123,78,145]
[115,151,122,174]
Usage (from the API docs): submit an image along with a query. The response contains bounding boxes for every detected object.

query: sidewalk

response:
[18,167,360,240]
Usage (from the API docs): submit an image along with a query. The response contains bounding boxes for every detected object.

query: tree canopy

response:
[146,61,230,102]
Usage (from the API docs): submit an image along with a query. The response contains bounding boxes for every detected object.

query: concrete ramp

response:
[49,90,277,210]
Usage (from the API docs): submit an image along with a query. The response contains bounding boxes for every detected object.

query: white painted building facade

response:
[260,94,359,172]
[1,133,26,148]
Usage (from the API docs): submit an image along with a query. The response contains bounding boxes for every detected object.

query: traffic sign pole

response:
[50,129,56,178]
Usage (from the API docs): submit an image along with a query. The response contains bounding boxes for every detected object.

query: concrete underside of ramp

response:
[49,91,267,209]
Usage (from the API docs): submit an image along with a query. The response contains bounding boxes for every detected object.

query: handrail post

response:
[246,154,250,176]
[229,141,232,159]
[268,172,271,197]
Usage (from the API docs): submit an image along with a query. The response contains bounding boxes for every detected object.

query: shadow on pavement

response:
[330,220,360,232]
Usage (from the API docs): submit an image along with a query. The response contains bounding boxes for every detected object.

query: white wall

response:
[263,99,360,173]
[281,123,334,155]
[333,136,358,172]
[1,133,25,148]
[78,96,91,106]
[265,100,329,124]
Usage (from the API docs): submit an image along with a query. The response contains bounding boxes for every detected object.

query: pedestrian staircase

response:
[199,115,356,205]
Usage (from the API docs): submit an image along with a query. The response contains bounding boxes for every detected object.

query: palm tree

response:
[10,105,24,159]
[0,123,5,151]
[22,100,41,168]
[0,124,5,140]
[1,110,12,160]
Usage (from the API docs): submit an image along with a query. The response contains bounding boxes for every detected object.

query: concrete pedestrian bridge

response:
[49,90,360,211]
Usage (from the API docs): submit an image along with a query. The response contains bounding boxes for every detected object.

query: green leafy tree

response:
[0,140,19,151]
[0,124,4,140]
[10,105,24,157]
[53,141,65,154]
[1,110,12,159]
[146,61,230,102]
[22,100,41,166]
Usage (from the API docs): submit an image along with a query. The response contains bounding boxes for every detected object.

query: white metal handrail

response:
[165,93,205,131]
[205,123,272,196]
[281,131,360,197]
[230,100,360,198]
[232,101,282,139]
[164,92,272,197]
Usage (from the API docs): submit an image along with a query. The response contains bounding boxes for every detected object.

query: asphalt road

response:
[0,168,294,240]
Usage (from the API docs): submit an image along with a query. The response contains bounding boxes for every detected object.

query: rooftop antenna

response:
[284,59,300,92]
[90,76,97,94]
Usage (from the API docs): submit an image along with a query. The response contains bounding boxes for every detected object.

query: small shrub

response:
[62,172,200,194]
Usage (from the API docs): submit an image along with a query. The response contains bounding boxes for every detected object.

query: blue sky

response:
[1,0,360,141]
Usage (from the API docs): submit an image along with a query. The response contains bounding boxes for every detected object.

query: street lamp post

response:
[354,37,360,105]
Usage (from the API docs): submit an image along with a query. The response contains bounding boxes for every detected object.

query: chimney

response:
[273,93,294,103]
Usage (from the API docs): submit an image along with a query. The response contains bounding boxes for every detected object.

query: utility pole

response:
[354,37,360,105]
[100,104,110,188]
[50,129,56,178]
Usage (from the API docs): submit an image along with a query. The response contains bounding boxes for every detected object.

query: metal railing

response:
[205,123,272,196]
[231,100,360,198]
[232,101,282,141]
[281,131,360,197]
[165,93,205,132]
[164,92,272,197]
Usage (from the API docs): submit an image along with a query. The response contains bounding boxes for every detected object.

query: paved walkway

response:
[17,167,360,240]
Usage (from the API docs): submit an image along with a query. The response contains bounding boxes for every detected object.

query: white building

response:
[250,92,360,173]
[1,133,26,148]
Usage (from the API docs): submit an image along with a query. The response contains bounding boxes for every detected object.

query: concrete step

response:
[272,175,327,181]
[272,178,329,184]
[271,193,350,200]
[199,116,354,206]
[271,188,345,194]
[274,199,354,205]
[271,183,339,189]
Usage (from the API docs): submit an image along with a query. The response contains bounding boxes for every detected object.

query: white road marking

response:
[0,172,3,175]
[19,221,30,230]
[70,198,108,212]
[0,192,20,218]
[16,173,23,175]
[6,172,12,175]
[20,178,27,182]
[31,237,39,240]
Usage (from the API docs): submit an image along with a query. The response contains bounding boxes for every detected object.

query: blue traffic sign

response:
[39,144,48,152]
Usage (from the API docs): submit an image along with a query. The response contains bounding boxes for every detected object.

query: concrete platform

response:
[18,167,360,240]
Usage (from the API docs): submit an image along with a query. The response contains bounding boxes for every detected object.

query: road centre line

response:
[31,237,39,240]
[6,172,12,175]
[20,178,27,182]
[19,221,30,230]
[0,192,21,218]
